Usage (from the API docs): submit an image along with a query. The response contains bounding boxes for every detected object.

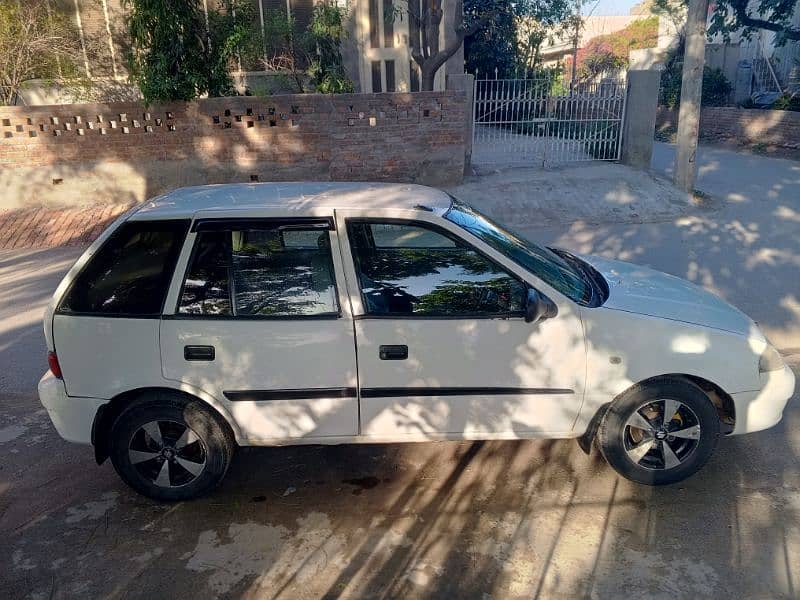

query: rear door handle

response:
[184,345,215,361]
[379,345,408,360]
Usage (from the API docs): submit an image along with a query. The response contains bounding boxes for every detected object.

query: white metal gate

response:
[472,73,627,167]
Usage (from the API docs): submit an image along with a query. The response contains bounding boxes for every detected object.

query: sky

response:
[583,0,643,16]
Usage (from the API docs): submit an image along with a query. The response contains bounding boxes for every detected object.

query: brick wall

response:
[0,91,467,248]
[656,106,800,149]
[0,204,133,250]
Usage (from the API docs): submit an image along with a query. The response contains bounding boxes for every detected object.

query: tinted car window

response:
[348,221,526,317]
[178,226,339,317]
[58,220,189,316]
[445,199,597,305]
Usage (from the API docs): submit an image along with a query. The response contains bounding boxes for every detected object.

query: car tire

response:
[109,392,235,501]
[598,377,720,485]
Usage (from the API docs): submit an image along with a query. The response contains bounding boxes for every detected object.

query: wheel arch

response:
[577,372,736,453]
[91,386,241,465]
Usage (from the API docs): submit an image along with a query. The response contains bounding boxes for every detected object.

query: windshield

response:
[444,199,593,305]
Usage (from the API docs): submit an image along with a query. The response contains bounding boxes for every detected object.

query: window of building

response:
[371,60,382,93]
[385,59,396,92]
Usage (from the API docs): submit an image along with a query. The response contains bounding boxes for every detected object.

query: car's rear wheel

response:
[598,378,720,485]
[109,393,234,501]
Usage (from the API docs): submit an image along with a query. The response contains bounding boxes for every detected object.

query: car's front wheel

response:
[109,393,235,501]
[598,377,720,485]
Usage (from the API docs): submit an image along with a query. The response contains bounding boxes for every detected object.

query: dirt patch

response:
[447,162,700,230]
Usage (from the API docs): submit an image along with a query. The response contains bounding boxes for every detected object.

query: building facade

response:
[19,0,463,105]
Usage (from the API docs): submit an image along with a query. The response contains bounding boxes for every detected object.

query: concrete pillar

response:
[734,60,753,105]
[446,73,474,175]
[620,70,660,170]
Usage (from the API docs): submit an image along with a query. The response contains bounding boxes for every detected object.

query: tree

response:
[568,16,659,81]
[416,0,577,89]
[262,2,353,94]
[125,0,260,104]
[464,0,574,76]
[408,0,467,90]
[306,2,354,93]
[710,0,800,44]
[655,0,800,45]
[125,0,213,102]
[516,3,576,72]
[263,10,307,93]
[0,0,85,105]
[464,0,518,78]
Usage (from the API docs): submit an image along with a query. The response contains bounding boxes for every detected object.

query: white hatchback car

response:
[39,183,794,500]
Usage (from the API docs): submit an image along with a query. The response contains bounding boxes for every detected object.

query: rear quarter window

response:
[58,219,189,316]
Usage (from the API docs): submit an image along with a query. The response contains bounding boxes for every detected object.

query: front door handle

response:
[379,345,408,360]
[184,345,215,361]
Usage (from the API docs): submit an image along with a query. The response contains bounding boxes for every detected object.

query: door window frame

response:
[163,216,347,321]
[344,217,530,320]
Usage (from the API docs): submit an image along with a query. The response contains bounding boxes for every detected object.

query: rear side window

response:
[178,224,339,317]
[58,220,189,316]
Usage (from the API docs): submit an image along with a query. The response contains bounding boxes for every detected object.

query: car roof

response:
[129,182,453,220]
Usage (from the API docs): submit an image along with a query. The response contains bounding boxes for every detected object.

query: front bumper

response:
[38,371,107,445]
[731,364,796,435]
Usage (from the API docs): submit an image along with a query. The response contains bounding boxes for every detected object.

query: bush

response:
[660,65,732,108]
[572,16,659,80]
[306,2,353,94]
[773,93,800,111]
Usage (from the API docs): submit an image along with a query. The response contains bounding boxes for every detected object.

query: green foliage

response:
[464,0,519,78]
[659,64,732,108]
[772,93,800,111]
[208,0,264,72]
[125,0,262,104]
[263,10,306,93]
[701,66,733,106]
[0,0,85,105]
[465,0,575,76]
[125,0,212,103]
[709,0,800,46]
[262,2,353,94]
[655,0,800,47]
[573,16,659,80]
[306,2,353,94]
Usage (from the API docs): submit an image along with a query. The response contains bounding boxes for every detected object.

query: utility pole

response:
[570,1,583,90]
[674,0,709,192]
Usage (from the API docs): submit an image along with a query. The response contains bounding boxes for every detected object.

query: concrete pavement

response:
[1,147,799,599]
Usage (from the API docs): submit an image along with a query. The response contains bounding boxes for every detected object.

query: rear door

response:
[336,209,586,439]
[53,219,189,399]
[160,213,359,443]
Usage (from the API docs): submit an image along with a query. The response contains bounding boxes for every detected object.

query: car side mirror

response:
[524,287,558,323]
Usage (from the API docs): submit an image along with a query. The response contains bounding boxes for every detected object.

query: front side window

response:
[58,220,189,316]
[178,223,339,317]
[445,199,599,306]
[348,221,526,317]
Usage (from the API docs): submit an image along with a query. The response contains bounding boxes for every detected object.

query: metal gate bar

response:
[471,72,627,167]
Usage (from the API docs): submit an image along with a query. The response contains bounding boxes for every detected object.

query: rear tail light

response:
[48,351,63,379]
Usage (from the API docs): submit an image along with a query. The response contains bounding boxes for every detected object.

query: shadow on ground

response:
[2,151,800,598]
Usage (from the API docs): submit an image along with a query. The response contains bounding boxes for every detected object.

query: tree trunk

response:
[421,65,437,91]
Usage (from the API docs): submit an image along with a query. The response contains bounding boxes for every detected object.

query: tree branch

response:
[729,0,800,41]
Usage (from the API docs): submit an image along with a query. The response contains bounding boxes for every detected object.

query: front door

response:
[160,215,359,443]
[337,212,586,439]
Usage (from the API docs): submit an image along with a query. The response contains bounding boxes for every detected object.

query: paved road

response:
[1,148,799,599]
